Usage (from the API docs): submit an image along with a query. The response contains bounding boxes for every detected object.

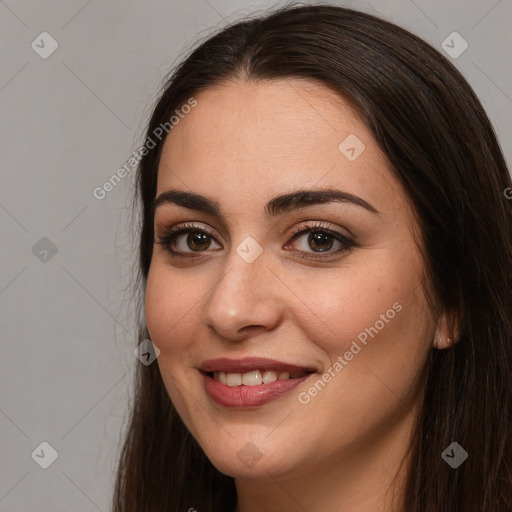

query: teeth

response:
[226,373,242,386]
[262,370,278,384]
[213,369,309,386]
[242,370,262,386]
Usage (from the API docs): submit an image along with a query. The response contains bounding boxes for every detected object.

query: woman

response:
[112,4,512,511]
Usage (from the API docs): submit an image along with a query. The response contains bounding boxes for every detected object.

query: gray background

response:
[0,0,510,510]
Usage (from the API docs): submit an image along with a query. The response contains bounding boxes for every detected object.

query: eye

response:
[155,222,221,256]
[284,222,356,259]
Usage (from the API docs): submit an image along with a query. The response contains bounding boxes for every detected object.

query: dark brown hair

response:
[112,4,512,511]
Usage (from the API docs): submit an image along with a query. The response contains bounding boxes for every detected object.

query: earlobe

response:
[433,309,460,350]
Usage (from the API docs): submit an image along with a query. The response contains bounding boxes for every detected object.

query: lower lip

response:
[202,372,312,408]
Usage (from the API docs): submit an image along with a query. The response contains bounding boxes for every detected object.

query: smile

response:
[199,357,316,408]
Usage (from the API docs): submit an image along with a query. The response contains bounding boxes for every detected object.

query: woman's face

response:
[145,78,439,483]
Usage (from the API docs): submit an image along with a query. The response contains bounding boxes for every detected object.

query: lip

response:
[199,357,316,374]
[199,357,316,408]
[202,372,314,408]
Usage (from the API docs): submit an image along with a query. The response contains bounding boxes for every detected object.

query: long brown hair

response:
[112,4,512,511]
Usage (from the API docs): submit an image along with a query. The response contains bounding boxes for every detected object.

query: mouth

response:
[199,357,316,408]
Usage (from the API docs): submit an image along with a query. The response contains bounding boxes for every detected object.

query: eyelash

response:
[154,221,358,260]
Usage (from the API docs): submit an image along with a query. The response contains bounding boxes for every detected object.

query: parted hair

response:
[113,4,512,511]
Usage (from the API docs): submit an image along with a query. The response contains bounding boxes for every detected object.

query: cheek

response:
[324,267,430,401]
[144,263,203,355]
[284,254,432,407]
[279,256,419,355]
[144,264,205,424]
[288,263,431,443]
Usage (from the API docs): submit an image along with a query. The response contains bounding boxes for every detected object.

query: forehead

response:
[156,78,408,221]
[160,78,367,170]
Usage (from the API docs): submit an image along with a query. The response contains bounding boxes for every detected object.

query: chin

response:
[195,432,305,480]
[206,448,294,479]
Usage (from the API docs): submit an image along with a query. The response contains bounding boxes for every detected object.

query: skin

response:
[145,78,453,512]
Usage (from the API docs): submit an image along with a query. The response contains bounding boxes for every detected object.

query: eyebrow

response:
[151,187,379,219]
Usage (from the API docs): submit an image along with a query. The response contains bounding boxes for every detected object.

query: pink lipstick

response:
[200,357,315,408]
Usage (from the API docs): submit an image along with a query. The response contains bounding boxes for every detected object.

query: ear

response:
[433,308,460,350]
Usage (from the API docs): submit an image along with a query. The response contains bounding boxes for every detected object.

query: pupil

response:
[188,231,210,251]
[309,231,332,252]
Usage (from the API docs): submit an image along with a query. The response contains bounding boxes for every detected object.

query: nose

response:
[202,247,285,341]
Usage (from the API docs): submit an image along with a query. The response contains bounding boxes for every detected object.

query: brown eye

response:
[186,231,211,251]
[284,223,357,260]
[307,231,334,252]
[155,224,222,256]
[288,228,349,255]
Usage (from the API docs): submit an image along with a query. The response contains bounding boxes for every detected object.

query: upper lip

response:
[199,357,316,374]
